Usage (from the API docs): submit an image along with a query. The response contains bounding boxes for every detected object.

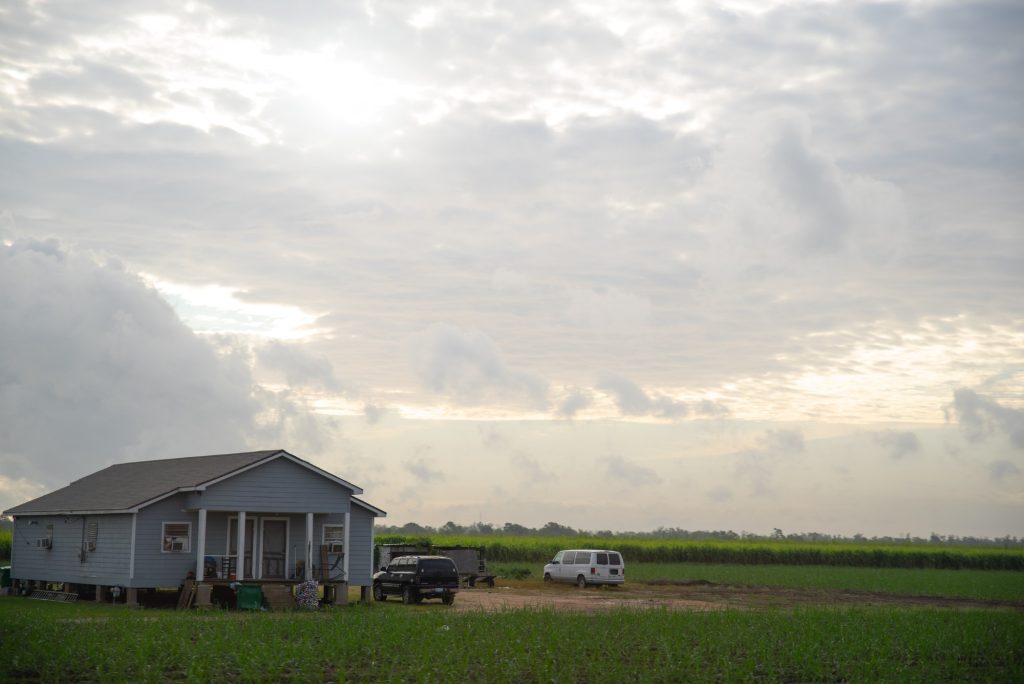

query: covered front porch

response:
[187,509,350,585]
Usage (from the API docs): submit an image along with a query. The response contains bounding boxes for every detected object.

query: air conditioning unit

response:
[327,543,344,553]
[83,541,96,552]
[37,538,52,549]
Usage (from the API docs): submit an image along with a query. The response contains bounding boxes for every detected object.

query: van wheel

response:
[543,573,552,582]
[372,584,385,602]
[402,586,416,605]
[576,575,587,588]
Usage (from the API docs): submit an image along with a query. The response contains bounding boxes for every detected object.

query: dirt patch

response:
[448,581,1024,613]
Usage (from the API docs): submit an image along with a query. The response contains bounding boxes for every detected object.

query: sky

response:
[0,0,1022,537]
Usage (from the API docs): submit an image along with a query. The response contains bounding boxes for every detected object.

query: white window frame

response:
[162,521,192,553]
[84,521,98,552]
[322,524,345,553]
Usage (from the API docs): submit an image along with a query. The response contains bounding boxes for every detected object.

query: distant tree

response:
[398,522,429,535]
[502,522,531,535]
[440,521,464,535]
[540,521,577,536]
[468,522,495,535]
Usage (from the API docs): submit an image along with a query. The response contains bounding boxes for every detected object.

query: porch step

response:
[29,590,78,602]
[262,584,295,611]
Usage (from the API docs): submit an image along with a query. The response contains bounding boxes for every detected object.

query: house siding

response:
[183,457,352,513]
[131,494,198,588]
[10,514,132,586]
[348,506,374,586]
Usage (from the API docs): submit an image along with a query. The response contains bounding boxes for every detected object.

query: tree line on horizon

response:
[377,520,1023,547]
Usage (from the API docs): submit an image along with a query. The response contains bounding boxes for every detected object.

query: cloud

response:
[597,373,688,419]
[0,239,266,494]
[988,459,1020,482]
[603,455,661,487]
[413,323,548,407]
[556,387,592,419]
[510,451,552,484]
[256,340,341,391]
[363,403,386,425]
[564,287,652,329]
[946,388,1024,449]
[694,399,730,417]
[758,429,805,454]
[872,430,921,459]
[403,455,444,483]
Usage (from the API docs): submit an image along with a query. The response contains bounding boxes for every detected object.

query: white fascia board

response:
[193,450,364,495]
[351,497,387,517]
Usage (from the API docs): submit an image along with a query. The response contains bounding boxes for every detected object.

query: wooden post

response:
[305,513,314,581]
[360,585,370,603]
[95,585,107,602]
[126,587,138,606]
[195,508,207,582]
[236,511,246,581]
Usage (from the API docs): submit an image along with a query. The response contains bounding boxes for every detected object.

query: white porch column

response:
[305,512,314,581]
[343,511,351,581]
[195,508,207,582]
[236,511,246,581]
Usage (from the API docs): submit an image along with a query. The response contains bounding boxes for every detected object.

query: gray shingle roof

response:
[4,450,283,515]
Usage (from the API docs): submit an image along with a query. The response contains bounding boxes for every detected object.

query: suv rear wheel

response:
[402,586,416,604]
[442,592,455,606]
[372,583,385,602]
[576,575,587,588]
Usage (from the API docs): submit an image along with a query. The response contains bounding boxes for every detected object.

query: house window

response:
[162,522,191,552]
[323,525,344,553]
[84,522,98,552]
[37,524,53,549]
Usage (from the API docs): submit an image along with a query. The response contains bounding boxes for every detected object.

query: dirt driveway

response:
[449,580,1024,612]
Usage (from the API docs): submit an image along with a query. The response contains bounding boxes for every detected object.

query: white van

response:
[543,549,625,587]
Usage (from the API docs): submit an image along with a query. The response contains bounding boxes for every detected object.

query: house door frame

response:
[259,517,290,580]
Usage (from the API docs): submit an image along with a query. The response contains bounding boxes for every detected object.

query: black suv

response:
[373,555,459,605]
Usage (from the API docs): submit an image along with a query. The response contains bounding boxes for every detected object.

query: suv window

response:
[596,553,608,565]
[418,559,456,574]
[608,553,621,565]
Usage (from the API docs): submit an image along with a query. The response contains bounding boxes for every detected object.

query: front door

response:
[227,518,255,578]
[261,519,288,579]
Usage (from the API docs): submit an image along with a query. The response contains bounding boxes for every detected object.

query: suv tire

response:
[372,583,385,602]
[442,592,455,606]
[576,575,587,588]
[402,586,416,605]
[543,573,552,582]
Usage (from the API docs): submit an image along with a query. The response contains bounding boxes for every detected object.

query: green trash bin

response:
[1,567,10,589]
[236,584,263,610]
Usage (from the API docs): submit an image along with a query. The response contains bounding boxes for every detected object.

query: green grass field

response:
[491,561,1024,602]
[1,599,1022,682]
[401,533,1024,570]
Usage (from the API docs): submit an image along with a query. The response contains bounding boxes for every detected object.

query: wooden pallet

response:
[261,584,294,611]
[177,580,196,610]
[29,590,78,602]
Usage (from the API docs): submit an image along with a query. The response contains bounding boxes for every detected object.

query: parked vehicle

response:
[372,555,459,605]
[543,549,625,587]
